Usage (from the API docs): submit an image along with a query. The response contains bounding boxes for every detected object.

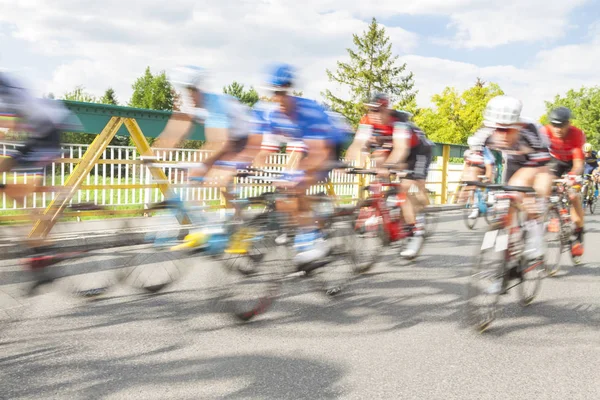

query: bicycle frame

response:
[356,177,410,243]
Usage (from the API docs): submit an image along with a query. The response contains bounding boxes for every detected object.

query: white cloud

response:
[0,0,598,121]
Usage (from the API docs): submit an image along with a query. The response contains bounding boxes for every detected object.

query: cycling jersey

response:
[0,72,77,135]
[543,125,585,162]
[0,72,80,170]
[584,150,599,175]
[470,123,550,182]
[181,92,252,142]
[356,113,432,152]
[252,97,335,154]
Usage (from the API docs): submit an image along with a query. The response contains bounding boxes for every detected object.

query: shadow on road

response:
[0,348,346,399]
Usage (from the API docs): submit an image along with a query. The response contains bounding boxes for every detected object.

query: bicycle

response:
[211,166,360,321]
[460,177,500,230]
[581,174,598,214]
[544,177,583,276]
[347,167,428,272]
[465,182,545,332]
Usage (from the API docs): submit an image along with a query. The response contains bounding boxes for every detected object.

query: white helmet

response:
[483,96,522,128]
[169,65,207,91]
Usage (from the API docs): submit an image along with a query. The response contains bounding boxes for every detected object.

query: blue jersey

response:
[182,92,251,140]
[483,147,495,165]
[252,97,341,153]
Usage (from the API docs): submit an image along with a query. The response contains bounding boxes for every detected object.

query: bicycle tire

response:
[517,225,543,305]
[465,229,505,332]
[543,206,562,277]
[590,196,597,214]
[216,212,283,322]
[422,211,438,238]
[352,201,387,273]
[462,190,478,230]
[311,215,360,296]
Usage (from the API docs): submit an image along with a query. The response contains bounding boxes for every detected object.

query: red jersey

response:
[544,125,585,162]
[357,112,419,147]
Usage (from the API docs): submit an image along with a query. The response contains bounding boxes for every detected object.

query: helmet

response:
[483,96,522,128]
[365,92,390,109]
[169,65,206,91]
[583,143,593,152]
[265,63,295,90]
[549,106,571,126]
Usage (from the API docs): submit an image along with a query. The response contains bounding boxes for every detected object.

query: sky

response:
[1,0,599,119]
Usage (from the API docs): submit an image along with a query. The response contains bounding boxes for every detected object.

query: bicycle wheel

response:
[312,215,360,296]
[215,213,283,321]
[543,207,562,277]
[352,202,386,273]
[462,190,479,230]
[590,195,597,214]
[517,253,543,306]
[465,228,506,332]
[422,210,438,238]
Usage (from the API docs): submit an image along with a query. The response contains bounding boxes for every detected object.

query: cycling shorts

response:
[549,157,573,178]
[406,145,432,180]
[1,128,62,173]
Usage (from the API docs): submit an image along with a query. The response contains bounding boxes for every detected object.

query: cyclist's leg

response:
[506,164,549,260]
[400,152,429,258]
[287,140,334,264]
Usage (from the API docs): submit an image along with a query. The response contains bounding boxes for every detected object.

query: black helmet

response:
[365,92,390,109]
[549,107,571,126]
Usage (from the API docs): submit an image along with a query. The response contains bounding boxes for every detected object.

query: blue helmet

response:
[266,63,295,90]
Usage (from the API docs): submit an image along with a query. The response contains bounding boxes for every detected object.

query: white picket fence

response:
[0,142,465,210]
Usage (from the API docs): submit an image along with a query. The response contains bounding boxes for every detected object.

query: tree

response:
[223,81,259,107]
[412,79,504,144]
[541,86,600,147]
[100,88,118,105]
[129,66,175,111]
[323,17,416,127]
[62,85,97,103]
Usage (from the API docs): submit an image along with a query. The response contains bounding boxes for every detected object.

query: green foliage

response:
[129,66,175,111]
[62,85,98,103]
[223,81,260,107]
[100,88,118,105]
[412,78,504,144]
[323,17,416,127]
[541,86,600,147]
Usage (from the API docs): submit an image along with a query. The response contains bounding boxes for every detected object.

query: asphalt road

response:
[1,212,599,399]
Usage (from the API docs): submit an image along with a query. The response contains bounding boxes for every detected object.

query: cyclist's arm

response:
[302,137,331,174]
[0,115,18,130]
[346,122,371,167]
[153,112,195,149]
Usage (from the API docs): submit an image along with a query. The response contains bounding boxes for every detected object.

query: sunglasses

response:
[551,122,567,128]
[495,127,511,133]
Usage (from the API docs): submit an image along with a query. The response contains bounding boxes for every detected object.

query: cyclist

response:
[346,92,434,258]
[251,63,350,265]
[469,96,551,266]
[151,65,259,191]
[582,142,599,201]
[542,106,585,257]
[0,71,80,288]
[0,72,72,198]
[459,136,496,217]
